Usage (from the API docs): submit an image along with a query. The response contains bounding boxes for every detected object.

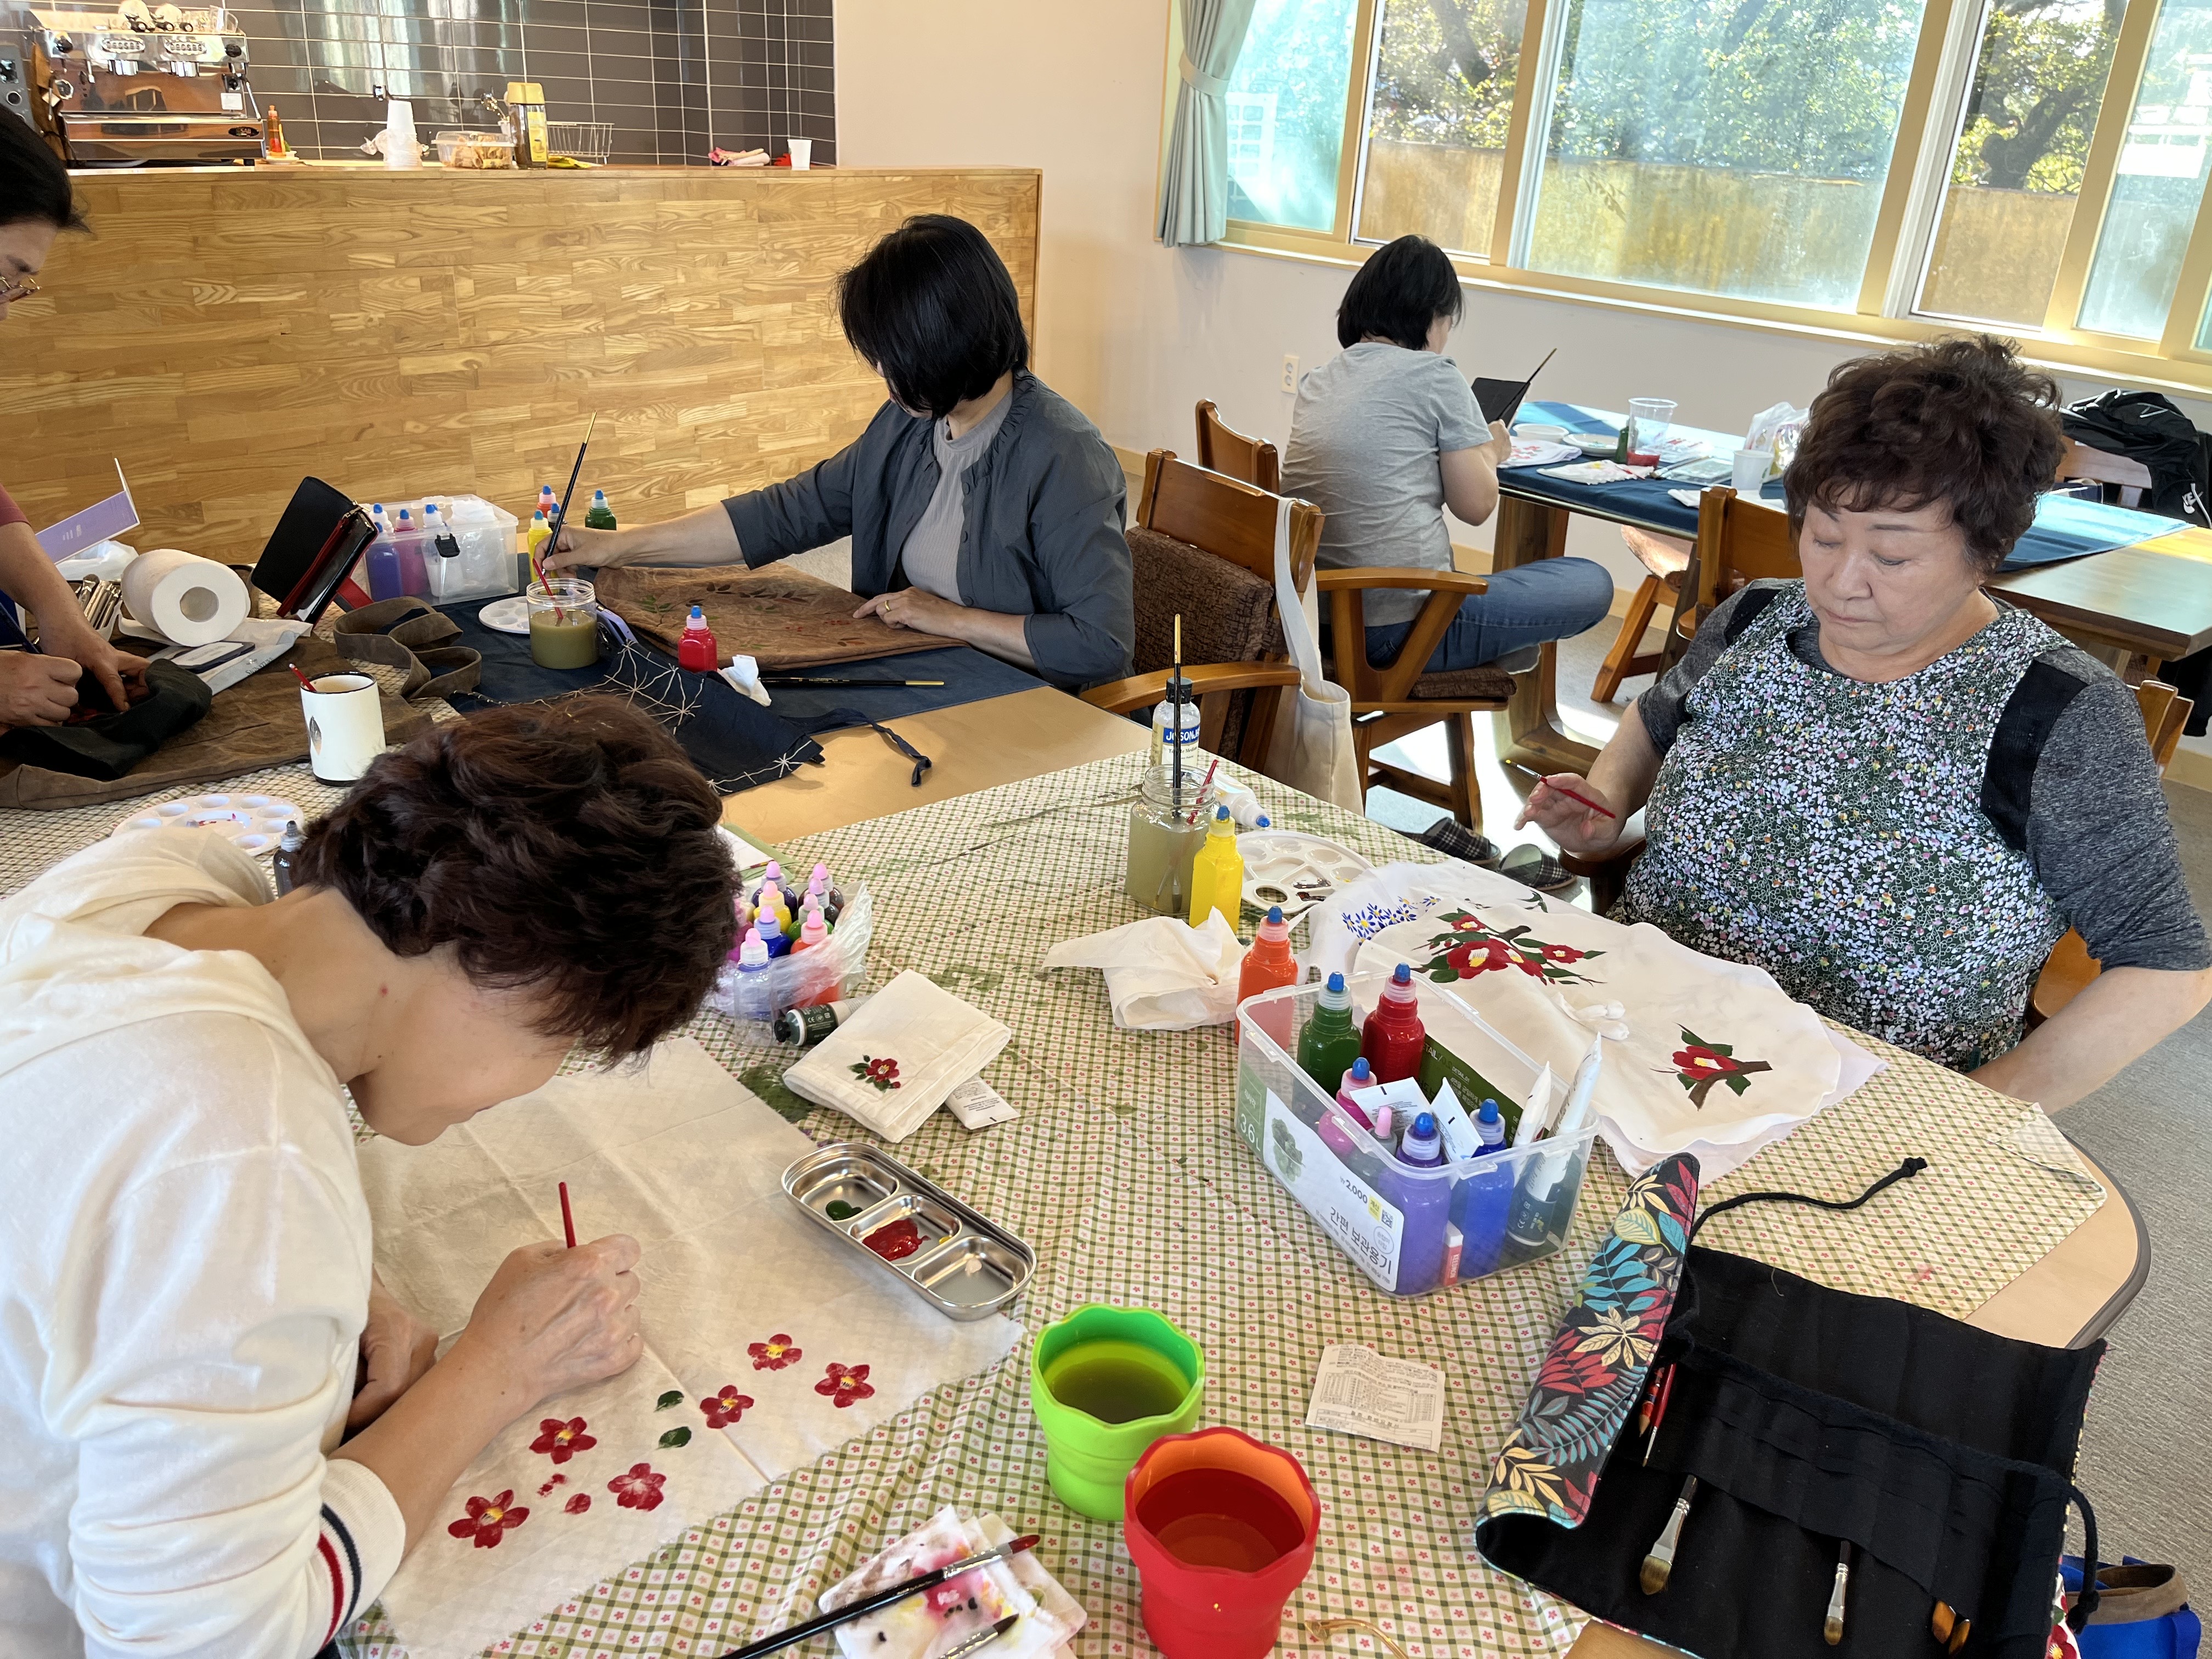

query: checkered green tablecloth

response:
[0,749,2104,1659]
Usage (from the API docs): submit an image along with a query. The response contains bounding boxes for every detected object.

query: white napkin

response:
[784,970,1013,1141]
[823,1508,1086,1659]
[1039,912,1247,1030]
[719,655,772,705]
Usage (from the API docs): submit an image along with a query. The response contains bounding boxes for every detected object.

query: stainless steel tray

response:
[781,1142,1034,1321]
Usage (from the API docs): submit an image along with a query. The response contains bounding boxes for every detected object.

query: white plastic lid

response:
[447,494,496,522]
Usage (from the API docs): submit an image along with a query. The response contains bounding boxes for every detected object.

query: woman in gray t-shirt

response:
[1283,236,1614,673]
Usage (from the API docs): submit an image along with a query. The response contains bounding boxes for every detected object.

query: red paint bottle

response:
[677,604,719,672]
[1359,962,1426,1083]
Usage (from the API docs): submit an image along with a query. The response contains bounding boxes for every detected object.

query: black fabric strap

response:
[2070,1483,2102,1630]
[1723,583,1782,645]
[1983,658,2091,853]
[1687,1156,1928,1246]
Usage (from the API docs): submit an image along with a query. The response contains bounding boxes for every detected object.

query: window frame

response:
[1179,0,2212,395]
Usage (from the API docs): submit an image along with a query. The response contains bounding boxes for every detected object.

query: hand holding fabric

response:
[349,1272,442,1430]
[0,650,81,726]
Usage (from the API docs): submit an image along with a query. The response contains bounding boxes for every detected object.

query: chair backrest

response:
[1138,448,1321,595]
[2136,678,2193,772]
[1194,400,1282,494]
[1691,486,1799,614]
[2057,437,2153,510]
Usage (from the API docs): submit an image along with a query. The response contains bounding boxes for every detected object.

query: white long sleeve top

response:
[0,830,404,1657]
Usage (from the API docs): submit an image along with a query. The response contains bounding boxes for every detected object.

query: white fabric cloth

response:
[783,970,1013,1141]
[823,1509,1085,1659]
[1039,912,1246,1030]
[0,831,404,1659]
[357,1035,1023,1659]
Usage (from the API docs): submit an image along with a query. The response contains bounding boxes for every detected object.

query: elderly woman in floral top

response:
[1523,335,2212,1108]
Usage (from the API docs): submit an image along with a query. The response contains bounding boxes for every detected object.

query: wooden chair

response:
[1079,451,1310,767]
[2028,679,2193,1023]
[1194,400,1280,493]
[2057,437,2155,509]
[1590,526,1692,703]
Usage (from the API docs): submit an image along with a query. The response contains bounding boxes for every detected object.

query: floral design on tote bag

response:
[1666,1028,1773,1107]
[748,1333,804,1370]
[448,1491,531,1548]
[1418,913,1605,985]
[851,1056,902,1092]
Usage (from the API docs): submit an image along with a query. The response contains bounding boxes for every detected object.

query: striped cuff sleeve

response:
[312,1458,406,1648]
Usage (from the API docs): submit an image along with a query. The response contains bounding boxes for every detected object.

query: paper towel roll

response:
[120,548,251,647]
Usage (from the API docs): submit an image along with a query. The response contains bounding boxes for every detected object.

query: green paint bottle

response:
[585,488,617,530]
[1295,971,1363,1097]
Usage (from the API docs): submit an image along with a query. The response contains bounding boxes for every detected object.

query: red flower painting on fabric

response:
[447,1491,530,1548]
[608,1463,667,1511]
[1418,912,1605,985]
[564,1492,592,1516]
[529,1416,597,1465]
[699,1385,755,1428]
[748,1334,803,1371]
[815,1361,876,1408]
[1666,1028,1774,1108]
[851,1056,902,1092]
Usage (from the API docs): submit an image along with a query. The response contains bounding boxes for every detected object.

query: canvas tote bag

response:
[1260,493,1363,811]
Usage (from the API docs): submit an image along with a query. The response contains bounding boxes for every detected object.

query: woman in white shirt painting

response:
[0,699,738,1657]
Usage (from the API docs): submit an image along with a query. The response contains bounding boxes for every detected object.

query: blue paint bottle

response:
[1381,1110,1451,1295]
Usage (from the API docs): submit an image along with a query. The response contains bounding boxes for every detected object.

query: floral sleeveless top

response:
[1622,584,2068,1070]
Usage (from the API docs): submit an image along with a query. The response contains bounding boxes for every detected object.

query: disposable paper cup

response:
[1124,1427,1320,1659]
[787,137,812,170]
[1028,1304,1204,1520]
[301,672,386,783]
[1730,447,1771,493]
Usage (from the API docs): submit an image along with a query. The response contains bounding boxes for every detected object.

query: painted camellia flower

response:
[748,1334,803,1371]
[608,1463,667,1511]
[850,1055,902,1091]
[1665,1026,1773,1107]
[529,1416,596,1465]
[699,1385,754,1428]
[815,1361,876,1408]
[1672,1043,1742,1076]
[447,1491,530,1548]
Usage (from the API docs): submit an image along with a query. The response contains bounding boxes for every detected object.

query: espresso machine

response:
[28,1,262,165]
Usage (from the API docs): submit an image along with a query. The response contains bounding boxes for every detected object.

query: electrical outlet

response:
[1280,354,1299,393]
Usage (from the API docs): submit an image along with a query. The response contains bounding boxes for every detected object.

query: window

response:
[1224,0,1363,231]
[1190,0,2212,387]
[1356,0,1529,257]
[1917,0,2122,327]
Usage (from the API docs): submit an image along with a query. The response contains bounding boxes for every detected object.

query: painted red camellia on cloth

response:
[607,1463,667,1511]
[850,1054,902,1091]
[1418,912,1606,985]
[699,1385,754,1428]
[1666,1027,1775,1108]
[815,1361,876,1408]
[564,1492,592,1516]
[748,1333,803,1370]
[529,1416,596,1464]
[447,1491,530,1548]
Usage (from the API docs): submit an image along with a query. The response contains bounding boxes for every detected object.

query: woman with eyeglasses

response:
[0,117,148,729]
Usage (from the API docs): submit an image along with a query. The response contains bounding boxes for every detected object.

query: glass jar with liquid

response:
[1125,762,1220,916]
[527,577,602,669]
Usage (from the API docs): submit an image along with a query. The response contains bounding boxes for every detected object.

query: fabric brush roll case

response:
[251,476,377,622]
[1476,1154,2104,1659]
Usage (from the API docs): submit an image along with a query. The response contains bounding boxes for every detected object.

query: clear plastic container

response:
[527,577,601,669]
[421,494,520,602]
[1235,974,1599,1296]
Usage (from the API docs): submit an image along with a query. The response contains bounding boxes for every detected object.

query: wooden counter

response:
[4,166,1040,558]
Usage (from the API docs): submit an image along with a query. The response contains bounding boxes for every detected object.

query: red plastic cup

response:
[1123,1427,1319,1659]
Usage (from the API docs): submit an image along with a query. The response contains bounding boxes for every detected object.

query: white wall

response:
[835,0,2212,749]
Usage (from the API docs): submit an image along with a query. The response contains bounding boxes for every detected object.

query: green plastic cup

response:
[1029,1304,1206,1520]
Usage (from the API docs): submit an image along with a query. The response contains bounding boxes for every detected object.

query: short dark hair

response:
[1785,334,2062,574]
[838,213,1029,420]
[0,114,86,232]
[1337,235,1464,351]
[293,698,737,1059]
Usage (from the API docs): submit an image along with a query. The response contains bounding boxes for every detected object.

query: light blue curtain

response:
[1155,0,1259,247]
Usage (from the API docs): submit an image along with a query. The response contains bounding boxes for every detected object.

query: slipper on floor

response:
[1499,844,1579,895]
[1416,817,1503,869]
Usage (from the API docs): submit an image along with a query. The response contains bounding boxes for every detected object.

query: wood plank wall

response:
[3,167,1041,561]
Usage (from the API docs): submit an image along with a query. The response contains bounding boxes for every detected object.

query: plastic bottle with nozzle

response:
[734,928,773,1021]
[1213,779,1272,830]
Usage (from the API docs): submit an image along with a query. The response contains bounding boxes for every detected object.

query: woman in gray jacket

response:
[550,214,1135,690]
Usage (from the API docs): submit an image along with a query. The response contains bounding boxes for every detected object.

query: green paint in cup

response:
[1029,1304,1205,1521]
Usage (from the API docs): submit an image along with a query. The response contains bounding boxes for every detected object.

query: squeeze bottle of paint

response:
[1238,904,1299,1004]
[1505,1037,1603,1263]
[1475,1099,1507,1155]
[1297,971,1363,1095]
[1360,963,1427,1083]
[1213,778,1272,831]
[538,484,558,522]
[1334,1057,1377,1129]
[1316,1057,1376,1166]
[753,861,784,906]
[391,507,431,597]
[678,605,719,672]
[586,488,617,531]
[759,914,791,958]
[733,929,773,1022]
[272,820,303,897]
[526,509,551,565]
[1186,806,1245,930]
[1380,1110,1451,1295]
[365,507,403,602]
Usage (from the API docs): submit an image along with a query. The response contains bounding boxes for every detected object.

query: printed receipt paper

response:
[1305,1343,1445,1452]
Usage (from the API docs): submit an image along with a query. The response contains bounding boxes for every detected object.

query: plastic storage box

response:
[1235,974,1599,1296]
[398,495,519,603]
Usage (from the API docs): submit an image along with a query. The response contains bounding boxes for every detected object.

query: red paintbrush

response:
[289,663,318,692]
[558,1180,577,1249]
[1548,780,1618,820]
[1641,1362,1677,1464]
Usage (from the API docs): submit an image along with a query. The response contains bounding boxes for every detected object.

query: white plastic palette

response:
[111,792,303,856]
[478,596,531,635]
[1241,830,1374,919]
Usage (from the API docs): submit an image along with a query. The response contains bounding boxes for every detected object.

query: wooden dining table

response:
[726,680,2149,1658]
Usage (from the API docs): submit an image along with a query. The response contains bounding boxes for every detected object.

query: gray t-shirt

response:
[898,390,1014,603]
[1639,580,2211,975]
[1281,342,1489,627]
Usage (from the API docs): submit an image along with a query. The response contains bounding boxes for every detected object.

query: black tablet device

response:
[1472,348,1558,426]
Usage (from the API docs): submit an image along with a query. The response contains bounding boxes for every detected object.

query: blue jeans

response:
[1358,556,1615,672]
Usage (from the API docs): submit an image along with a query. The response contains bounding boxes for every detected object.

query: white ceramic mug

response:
[301,672,386,783]
[787,138,813,170]
[1730,448,1772,493]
